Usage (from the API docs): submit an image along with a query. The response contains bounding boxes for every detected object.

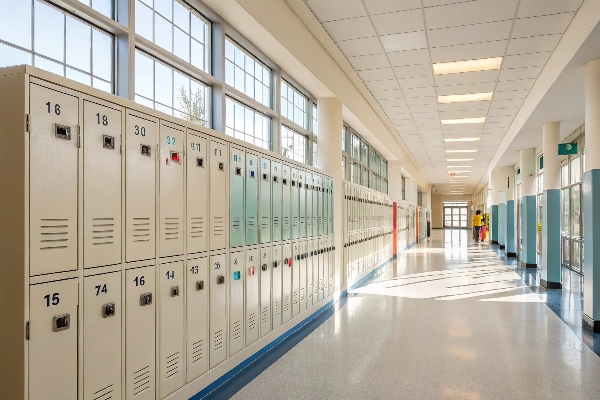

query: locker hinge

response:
[26,321,30,340]
[77,125,81,148]
[25,114,31,133]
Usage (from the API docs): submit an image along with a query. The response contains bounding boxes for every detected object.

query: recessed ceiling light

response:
[446,150,477,153]
[444,137,481,142]
[447,165,471,168]
[438,92,493,104]
[442,117,486,125]
[447,159,474,161]
[433,57,503,75]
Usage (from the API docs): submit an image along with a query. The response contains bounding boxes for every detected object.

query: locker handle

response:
[102,302,116,318]
[217,275,225,284]
[273,176,279,183]
[54,124,71,140]
[140,293,153,306]
[283,178,288,185]
[141,144,152,157]
[236,167,242,176]
[103,135,115,149]
[218,162,225,171]
[262,264,268,271]
[292,180,296,187]
[52,314,70,332]
[263,173,269,181]
[273,261,279,268]
[171,286,180,297]
[197,157,204,167]
[250,170,255,178]
[197,280,205,290]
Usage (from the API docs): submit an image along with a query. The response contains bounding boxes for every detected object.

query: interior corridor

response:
[210,229,600,399]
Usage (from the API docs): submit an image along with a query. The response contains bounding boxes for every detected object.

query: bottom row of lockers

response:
[29,236,334,400]
[345,228,393,280]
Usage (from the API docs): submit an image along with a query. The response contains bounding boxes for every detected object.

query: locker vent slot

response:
[212,217,225,236]
[39,218,70,250]
[132,218,151,243]
[300,288,305,301]
[232,320,242,341]
[247,217,256,231]
[273,216,280,228]
[192,340,204,364]
[260,217,269,231]
[232,218,242,232]
[165,352,180,379]
[132,366,150,396]
[283,296,290,313]
[261,306,269,324]
[293,291,298,305]
[213,330,224,352]
[164,218,180,240]
[274,301,280,316]
[190,217,205,238]
[248,312,257,332]
[93,384,113,400]
[283,216,290,229]
[292,217,299,227]
[92,218,115,246]
[307,285,313,298]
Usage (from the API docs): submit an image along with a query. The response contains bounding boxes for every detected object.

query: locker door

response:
[125,113,157,263]
[229,250,245,356]
[83,272,121,400]
[322,177,328,236]
[209,140,228,251]
[291,240,300,317]
[291,168,299,240]
[298,239,307,313]
[322,239,329,299]
[299,170,306,238]
[281,242,292,323]
[328,178,334,233]
[271,244,282,329]
[318,175,324,235]
[245,248,260,346]
[29,84,79,276]
[312,174,318,237]
[29,279,78,400]
[328,235,335,296]
[259,157,271,243]
[125,266,155,400]
[246,153,259,246]
[187,131,208,255]
[209,253,227,368]
[312,238,319,302]
[306,239,313,308]
[159,262,184,398]
[318,237,324,302]
[186,256,209,382]
[305,172,312,237]
[260,245,272,337]
[159,123,185,257]
[271,161,283,242]
[229,145,245,248]
[83,100,122,269]
[282,164,292,240]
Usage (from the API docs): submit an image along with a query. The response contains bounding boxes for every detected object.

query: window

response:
[225,38,271,107]
[312,103,318,136]
[402,177,406,200]
[281,80,308,129]
[361,141,368,164]
[281,125,307,163]
[342,125,347,152]
[351,134,360,160]
[0,0,114,92]
[135,50,210,126]
[78,0,114,19]
[312,141,318,167]
[135,0,211,73]
[225,97,270,150]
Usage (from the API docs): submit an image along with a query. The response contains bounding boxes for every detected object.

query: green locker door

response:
[260,157,271,244]
[272,161,283,242]
[282,163,292,240]
[299,170,307,238]
[246,152,259,245]
[230,145,245,248]
[291,168,300,239]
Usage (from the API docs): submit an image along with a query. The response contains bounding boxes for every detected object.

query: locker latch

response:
[285,258,291,267]
[250,170,255,178]
[54,124,71,140]
[248,267,255,276]
[283,178,288,185]
[140,293,153,306]
[218,162,224,171]
[197,157,204,167]
[292,180,296,187]
[171,286,180,297]
[103,135,115,149]
[236,167,242,176]
[52,314,70,332]
[197,280,205,290]
[102,302,116,318]
[273,261,279,268]
[263,173,268,181]
[233,271,241,281]
[261,264,268,271]
[141,144,151,157]
[273,176,279,183]
[217,275,225,285]
[170,151,181,163]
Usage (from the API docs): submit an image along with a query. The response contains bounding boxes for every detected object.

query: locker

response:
[125,113,157,263]
[322,238,329,299]
[328,235,335,296]
[271,244,282,329]
[245,248,260,346]
[83,100,122,269]
[305,172,312,237]
[291,241,300,318]
[311,174,318,237]
[209,140,228,250]
[159,123,185,257]
[299,170,307,238]
[29,83,79,276]
[318,237,325,302]
[158,262,185,398]
[209,253,227,368]
[282,163,292,240]
[229,250,244,356]
[29,279,78,400]
[186,131,208,254]
[291,168,300,240]
[298,239,307,313]
[318,175,324,236]
[322,177,328,236]
[246,152,259,246]
[281,242,292,323]
[328,177,334,233]
[260,245,272,337]
[272,160,283,242]
[259,157,272,244]
[125,266,156,400]
[306,239,314,308]
[311,238,319,303]
[83,272,121,400]
[186,256,209,382]
[230,145,245,248]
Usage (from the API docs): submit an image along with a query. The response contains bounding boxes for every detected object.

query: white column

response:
[586,59,600,172]
[520,149,536,196]
[543,122,560,189]
[387,161,403,201]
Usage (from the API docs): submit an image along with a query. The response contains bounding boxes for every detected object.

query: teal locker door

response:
[271,161,283,242]
[328,177,334,233]
[305,172,312,237]
[318,175,324,236]
[230,145,245,248]
[323,177,329,235]
[259,157,272,244]
[311,174,318,237]
[291,168,300,239]
[299,170,306,238]
[282,164,291,240]
[246,152,259,245]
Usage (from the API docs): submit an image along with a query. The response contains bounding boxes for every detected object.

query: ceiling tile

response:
[427,20,513,47]
[363,0,422,15]
[436,82,497,96]
[438,101,490,113]
[405,96,438,106]
[492,89,530,100]
[371,9,425,35]
[410,105,439,113]
[398,75,436,89]
[486,116,515,124]
[512,12,575,38]
[378,98,407,107]
[495,78,536,92]
[402,86,438,97]
[498,66,543,81]
[517,0,583,18]
[380,31,428,52]
[439,110,487,119]
[487,107,519,117]
[336,37,385,56]
[373,89,405,99]
[366,79,400,91]
[506,34,563,55]
[387,48,432,67]
[393,64,433,78]
[430,40,507,63]
[348,53,390,70]
[434,69,500,87]
[306,0,367,22]
[502,52,551,69]
[490,99,525,109]
[358,67,396,81]
[323,17,377,41]
[424,0,519,30]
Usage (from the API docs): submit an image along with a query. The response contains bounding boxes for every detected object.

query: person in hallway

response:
[472,210,483,243]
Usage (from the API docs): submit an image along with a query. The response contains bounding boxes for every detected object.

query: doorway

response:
[443,202,468,229]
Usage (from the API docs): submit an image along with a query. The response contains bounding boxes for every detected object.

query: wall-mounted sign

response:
[558,143,578,155]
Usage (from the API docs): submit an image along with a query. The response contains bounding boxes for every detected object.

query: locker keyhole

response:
[103,135,115,149]
[236,167,242,176]
[54,124,71,140]
[197,157,204,167]
[171,286,180,297]
[52,314,70,332]
[273,261,279,268]
[261,264,268,271]
[217,275,225,285]
[141,144,151,157]
[197,280,205,290]
[140,293,153,306]
[103,302,116,318]
[218,162,224,171]
[292,180,296,187]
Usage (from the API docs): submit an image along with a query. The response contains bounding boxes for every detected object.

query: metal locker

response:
[271,160,283,242]
[83,100,122,269]
[159,123,185,258]
[83,272,121,400]
[245,248,260,346]
[209,253,227,368]
[311,174,318,237]
[311,238,319,303]
[299,170,307,238]
[291,240,300,317]
[282,163,291,240]
[229,250,245,356]
[328,235,335,296]
[291,168,300,239]
[306,239,314,308]
[210,140,228,251]
[125,113,157,263]
[305,172,312,237]
[259,157,271,244]
[271,244,282,329]
[229,145,245,248]
[29,279,78,400]
[322,177,328,236]
[158,261,185,398]
[318,175,324,236]
[281,242,292,323]
[187,131,208,255]
[298,239,307,313]
[186,256,209,382]
[318,237,325,302]
[29,83,79,276]
[125,266,156,400]
[260,245,272,337]
[322,238,329,299]
[328,178,334,233]
[246,152,259,246]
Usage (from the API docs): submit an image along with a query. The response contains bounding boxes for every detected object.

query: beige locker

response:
[291,240,300,318]
[271,244,282,329]
[159,261,185,397]
[83,100,122,269]
[159,123,185,257]
[318,237,325,302]
[306,239,314,308]
[229,250,244,356]
[186,131,208,255]
[281,242,292,324]
[83,272,121,400]
[210,140,228,251]
[186,256,209,382]
[29,83,79,276]
[125,266,156,400]
[312,238,319,302]
[245,248,260,346]
[298,239,307,313]
[125,113,157,262]
[328,235,335,296]
[259,245,272,337]
[29,279,78,400]
[209,253,227,368]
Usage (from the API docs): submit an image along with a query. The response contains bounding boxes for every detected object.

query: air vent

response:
[132,218,151,243]
[274,301,280,316]
[192,340,204,364]
[213,330,224,352]
[132,366,150,397]
[261,217,269,231]
[164,217,180,241]
[39,218,70,250]
[247,217,256,231]
[212,217,225,236]
[232,320,242,341]
[93,384,113,400]
[293,291,298,305]
[261,306,269,324]
[165,352,180,379]
[307,284,313,298]
[273,216,280,228]
[283,296,290,313]
[248,312,257,332]
[292,217,299,227]
[190,217,205,238]
[91,217,115,246]
[232,218,242,232]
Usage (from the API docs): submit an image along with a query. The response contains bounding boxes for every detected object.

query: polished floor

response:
[210,230,600,399]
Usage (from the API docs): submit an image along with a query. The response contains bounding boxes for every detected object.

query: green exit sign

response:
[558,143,578,155]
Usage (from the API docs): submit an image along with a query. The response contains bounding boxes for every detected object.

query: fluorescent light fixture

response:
[438,92,493,104]
[443,137,481,142]
[447,159,474,161]
[447,165,471,168]
[442,117,486,125]
[433,57,503,75]
[446,149,477,153]
[448,171,471,173]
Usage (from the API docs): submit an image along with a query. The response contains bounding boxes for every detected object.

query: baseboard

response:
[491,240,499,245]
[583,313,600,334]
[540,278,562,289]
[520,261,537,269]
[505,252,517,258]
[499,245,505,249]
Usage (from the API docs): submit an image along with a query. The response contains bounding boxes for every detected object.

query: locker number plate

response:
[52,313,70,332]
